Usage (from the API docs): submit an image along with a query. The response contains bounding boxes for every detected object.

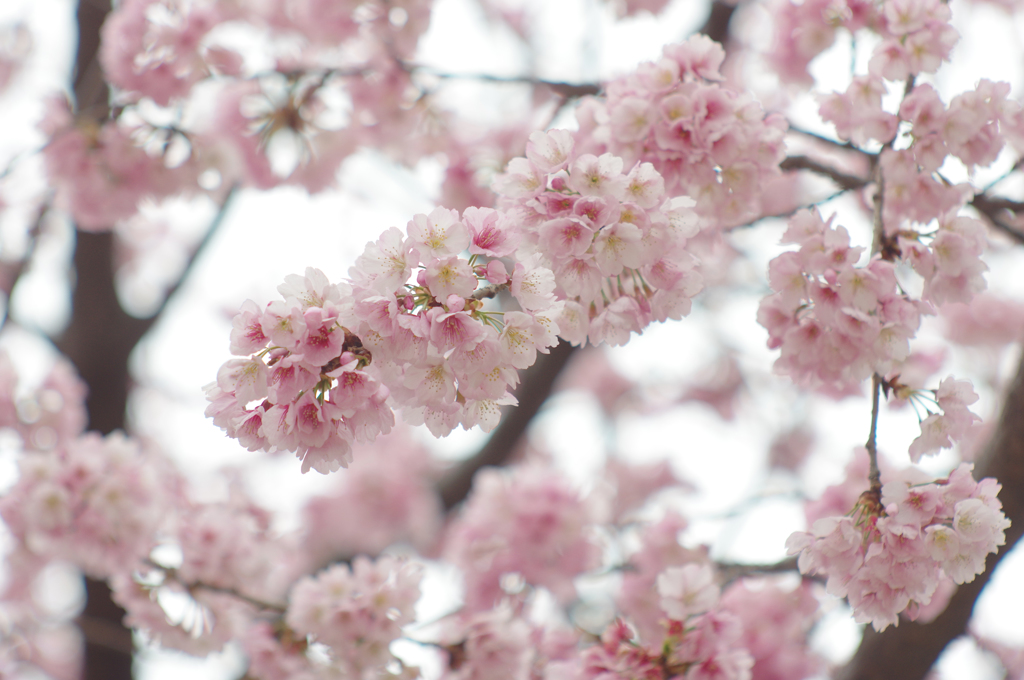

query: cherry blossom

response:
[788,463,1009,630]
[6,1,1024,678]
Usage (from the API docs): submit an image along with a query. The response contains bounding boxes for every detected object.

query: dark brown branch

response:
[779,155,870,192]
[698,0,737,47]
[437,340,577,510]
[715,556,800,585]
[57,230,149,434]
[55,133,237,680]
[406,65,602,99]
[780,155,1024,245]
[73,0,112,119]
[79,576,133,680]
[75,614,135,657]
[67,2,134,677]
[837,344,1024,680]
[971,193,1024,244]
[188,581,287,613]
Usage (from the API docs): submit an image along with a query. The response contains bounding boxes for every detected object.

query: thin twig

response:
[866,373,882,493]
[971,193,1024,244]
[188,581,287,612]
[727,187,853,231]
[782,150,1024,246]
[144,184,238,323]
[870,161,886,257]
[979,157,1024,194]
[838,335,1024,680]
[470,281,509,301]
[403,63,602,98]
[786,125,874,157]
[0,201,48,326]
[779,155,870,192]
[715,556,801,585]
[145,558,288,612]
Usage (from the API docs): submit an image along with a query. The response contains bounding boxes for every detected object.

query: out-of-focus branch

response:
[77,577,132,680]
[405,64,602,99]
[787,125,875,156]
[437,340,577,510]
[715,556,800,585]
[58,230,148,434]
[779,155,870,192]
[0,203,47,324]
[145,184,238,323]
[73,0,111,119]
[781,153,1024,244]
[75,614,135,657]
[56,161,236,680]
[699,0,737,46]
[836,345,1024,680]
[66,2,135,678]
[971,193,1024,244]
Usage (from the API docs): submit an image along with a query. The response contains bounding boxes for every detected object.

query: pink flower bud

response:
[486,260,509,284]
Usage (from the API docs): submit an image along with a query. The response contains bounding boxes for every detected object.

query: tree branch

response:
[786,125,874,157]
[715,556,800,585]
[970,193,1024,245]
[779,155,870,192]
[437,340,577,510]
[143,184,238,325]
[865,374,882,493]
[780,153,1024,245]
[73,0,112,119]
[66,1,135,677]
[698,0,737,47]
[405,64,602,99]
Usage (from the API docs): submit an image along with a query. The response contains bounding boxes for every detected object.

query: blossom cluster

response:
[905,376,982,462]
[301,430,443,565]
[344,205,560,437]
[0,352,86,452]
[769,0,958,86]
[896,80,1023,172]
[573,35,787,228]
[579,565,754,680]
[887,175,988,307]
[787,463,1010,631]
[617,512,702,640]
[494,129,704,346]
[209,156,709,461]
[285,556,423,677]
[443,463,603,611]
[720,579,823,680]
[41,98,198,231]
[113,500,307,656]
[757,208,926,393]
[434,603,578,680]
[33,0,441,231]
[0,432,180,579]
[205,267,394,474]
